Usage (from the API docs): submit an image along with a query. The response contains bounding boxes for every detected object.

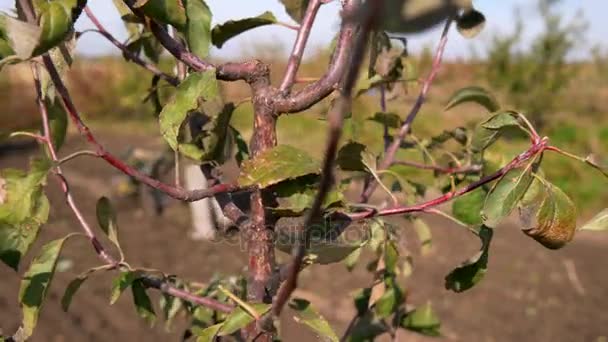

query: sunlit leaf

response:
[217,303,270,336]
[212,11,277,48]
[238,145,320,188]
[110,271,142,304]
[289,298,339,342]
[279,0,309,23]
[159,70,219,150]
[482,159,538,227]
[374,280,402,319]
[452,188,486,225]
[139,0,187,31]
[401,301,441,336]
[444,86,500,112]
[445,226,492,292]
[0,14,41,59]
[95,197,121,252]
[0,159,52,270]
[34,1,74,56]
[195,323,222,342]
[579,209,608,232]
[470,111,524,153]
[43,99,68,153]
[367,112,402,128]
[185,0,212,59]
[413,218,432,254]
[19,235,74,339]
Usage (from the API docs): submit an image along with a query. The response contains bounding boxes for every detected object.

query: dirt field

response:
[1,130,607,342]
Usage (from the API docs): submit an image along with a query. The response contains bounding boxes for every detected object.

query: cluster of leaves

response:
[1,0,608,341]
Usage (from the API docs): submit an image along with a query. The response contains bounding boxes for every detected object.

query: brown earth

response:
[1,131,607,342]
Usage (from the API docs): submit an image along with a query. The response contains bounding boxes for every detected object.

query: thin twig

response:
[392,160,482,175]
[57,150,99,165]
[41,54,243,202]
[271,0,384,317]
[83,7,179,86]
[360,17,455,203]
[33,65,231,311]
[349,138,548,220]
[280,0,323,92]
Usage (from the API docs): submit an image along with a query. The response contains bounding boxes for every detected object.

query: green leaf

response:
[271,177,344,215]
[110,271,142,304]
[212,11,277,48]
[195,323,222,342]
[0,159,52,270]
[34,2,73,56]
[482,159,538,228]
[0,14,41,59]
[96,197,121,251]
[401,301,441,336]
[445,226,493,292]
[452,188,486,225]
[19,235,73,339]
[138,0,187,31]
[185,0,212,59]
[61,265,109,312]
[159,70,219,150]
[45,99,68,151]
[383,241,399,273]
[344,247,361,272]
[413,218,432,255]
[238,145,320,188]
[160,290,183,331]
[354,73,383,97]
[233,126,249,166]
[131,279,156,327]
[335,142,377,172]
[481,111,521,130]
[367,112,402,128]
[579,209,608,232]
[217,303,271,336]
[279,0,309,23]
[189,103,236,163]
[522,181,577,249]
[444,86,500,112]
[456,9,486,38]
[374,281,402,319]
[289,298,339,342]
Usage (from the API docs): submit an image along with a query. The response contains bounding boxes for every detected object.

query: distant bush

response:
[485,0,587,127]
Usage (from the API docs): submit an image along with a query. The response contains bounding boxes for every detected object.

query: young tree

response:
[0,0,606,341]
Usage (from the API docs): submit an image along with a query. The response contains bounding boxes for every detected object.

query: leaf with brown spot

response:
[521,181,577,249]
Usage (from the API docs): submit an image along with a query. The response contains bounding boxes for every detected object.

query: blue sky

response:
[0,1,606,60]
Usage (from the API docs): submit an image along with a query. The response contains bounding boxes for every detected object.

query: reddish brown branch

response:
[41,55,242,202]
[349,138,548,220]
[360,17,454,203]
[279,0,323,92]
[271,0,383,318]
[392,161,482,175]
[83,7,179,86]
[31,65,236,314]
[274,1,358,114]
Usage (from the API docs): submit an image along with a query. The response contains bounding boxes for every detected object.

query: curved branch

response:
[349,138,548,220]
[83,7,179,86]
[274,1,358,114]
[279,0,324,92]
[271,0,382,318]
[41,54,243,202]
[360,17,454,203]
